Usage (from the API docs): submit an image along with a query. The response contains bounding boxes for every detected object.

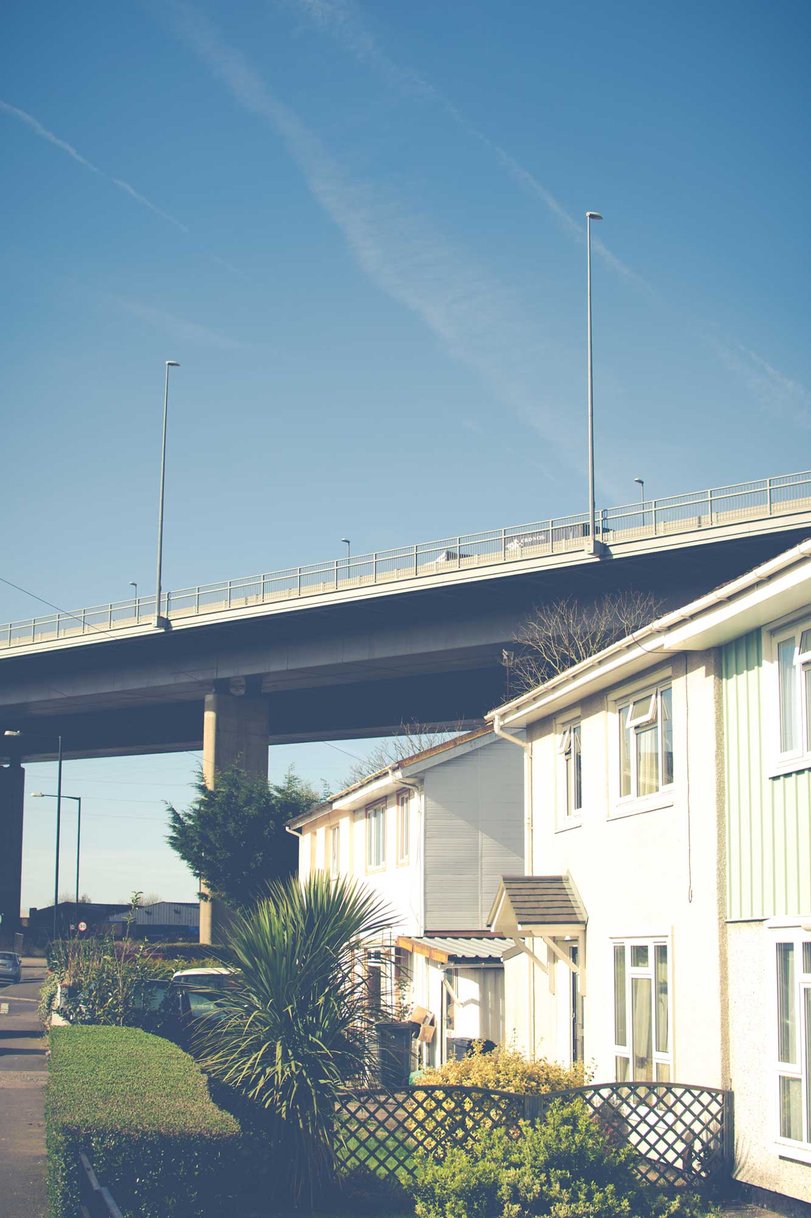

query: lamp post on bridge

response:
[154,360,180,629]
[586,210,603,558]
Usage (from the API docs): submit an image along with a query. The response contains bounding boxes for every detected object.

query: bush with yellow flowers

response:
[416,1043,590,1094]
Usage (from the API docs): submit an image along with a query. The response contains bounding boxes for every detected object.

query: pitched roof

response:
[287,725,492,828]
[489,875,587,932]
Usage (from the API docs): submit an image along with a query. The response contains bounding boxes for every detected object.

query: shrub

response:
[417,1043,589,1094]
[411,1098,715,1218]
[46,1025,241,1218]
[201,873,395,1209]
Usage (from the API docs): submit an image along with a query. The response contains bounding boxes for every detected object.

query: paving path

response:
[0,958,49,1218]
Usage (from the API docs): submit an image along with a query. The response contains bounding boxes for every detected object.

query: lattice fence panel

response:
[335,1083,732,1190]
[335,1086,523,1182]
[539,1083,731,1189]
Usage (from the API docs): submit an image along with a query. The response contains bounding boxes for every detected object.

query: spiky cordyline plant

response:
[199,873,395,1208]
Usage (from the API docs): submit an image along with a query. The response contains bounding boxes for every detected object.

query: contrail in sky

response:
[167,2,580,463]
[285,0,642,285]
[0,98,191,234]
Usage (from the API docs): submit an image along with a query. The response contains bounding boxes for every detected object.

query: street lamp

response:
[634,477,645,503]
[586,210,603,557]
[4,729,63,937]
[341,538,351,582]
[154,360,180,629]
[32,793,81,924]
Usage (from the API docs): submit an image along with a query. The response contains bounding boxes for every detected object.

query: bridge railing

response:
[4,469,811,650]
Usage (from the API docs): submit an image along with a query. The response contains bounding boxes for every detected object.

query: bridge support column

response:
[0,762,25,947]
[199,690,268,945]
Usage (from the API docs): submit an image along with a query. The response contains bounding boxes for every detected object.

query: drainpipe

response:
[492,717,537,1059]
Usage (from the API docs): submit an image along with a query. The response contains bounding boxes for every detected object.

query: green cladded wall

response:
[723,630,811,920]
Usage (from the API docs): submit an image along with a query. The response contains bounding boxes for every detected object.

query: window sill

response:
[768,754,811,780]
[555,817,583,834]
[775,1139,811,1166]
[610,794,675,822]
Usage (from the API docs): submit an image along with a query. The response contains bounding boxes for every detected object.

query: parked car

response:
[170,968,238,1050]
[0,951,22,985]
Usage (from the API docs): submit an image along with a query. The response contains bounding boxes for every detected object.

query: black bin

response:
[448,1037,496,1060]
[376,1020,415,1089]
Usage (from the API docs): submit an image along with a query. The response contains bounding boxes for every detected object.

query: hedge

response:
[46,1026,242,1218]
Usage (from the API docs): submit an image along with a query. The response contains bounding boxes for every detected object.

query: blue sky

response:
[3,1,810,910]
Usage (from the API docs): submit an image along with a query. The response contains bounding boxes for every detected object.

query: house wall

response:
[506,650,725,1089]
[298,790,422,936]
[727,921,811,1203]
[722,629,811,1203]
[424,736,524,929]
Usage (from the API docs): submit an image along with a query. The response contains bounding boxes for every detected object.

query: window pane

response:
[631,945,649,968]
[632,977,654,1081]
[779,1075,803,1140]
[779,638,798,752]
[656,1062,671,1082]
[619,707,632,796]
[614,946,627,1045]
[572,724,582,812]
[636,725,659,795]
[661,688,673,785]
[615,1055,630,1082]
[777,944,796,1064]
[806,668,811,754]
[804,943,811,974]
[800,629,811,657]
[805,989,811,1143]
[655,945,669,1054]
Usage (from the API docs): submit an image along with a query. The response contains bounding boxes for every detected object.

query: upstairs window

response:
[366,803,386,870]
[396,791,410,864]
[619,684,673,799]
[558,722,582,819]
[775,624,811,761]
[329,825,340,877]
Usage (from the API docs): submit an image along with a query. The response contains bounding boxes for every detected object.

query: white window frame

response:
[612,937,672,1083]
[396,791,410,865]
[365,802,386,872]
[329,824,340,878]
[556,715,583,827]
[613,675,675,815]
[774,932,811,1157]
[767,619,811,777]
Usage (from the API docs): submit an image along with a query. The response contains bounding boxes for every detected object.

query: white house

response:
[288,728,523,1064]
[487,540,811,1208]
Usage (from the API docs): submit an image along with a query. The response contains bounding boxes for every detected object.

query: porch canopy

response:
[396,934,512,964]
[488,875,587,992]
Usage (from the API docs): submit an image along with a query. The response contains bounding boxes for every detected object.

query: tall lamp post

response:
[32,793,81,925]
[341,538,351,582]
[154,360,180,628]
[586,211,603,557]
[634,477,645,502]
[4,730,63,938]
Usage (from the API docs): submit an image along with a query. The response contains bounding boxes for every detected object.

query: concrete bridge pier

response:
[0,761,25,946]
[199,687,269,945]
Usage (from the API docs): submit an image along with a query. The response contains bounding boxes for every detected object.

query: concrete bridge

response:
[2,468,811,939]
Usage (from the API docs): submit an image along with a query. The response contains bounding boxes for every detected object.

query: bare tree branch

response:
[342,720,473,787]
[507,591,664,695]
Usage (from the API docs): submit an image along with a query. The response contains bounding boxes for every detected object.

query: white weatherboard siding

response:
[424,736,524,929]
[506,651,725,1086]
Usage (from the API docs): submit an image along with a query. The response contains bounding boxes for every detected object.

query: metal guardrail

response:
[4,469,811,650]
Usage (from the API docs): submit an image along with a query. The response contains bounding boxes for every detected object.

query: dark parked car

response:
[0,952,22,985]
